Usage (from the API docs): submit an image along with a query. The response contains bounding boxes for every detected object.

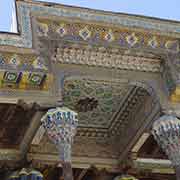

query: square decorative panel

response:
[3,71,22,84]
[28,73,46,86]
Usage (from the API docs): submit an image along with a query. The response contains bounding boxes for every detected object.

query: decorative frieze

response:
[0,70,51,91]
[0,52,48,72]
[37,19,179,53]
[2,1,180,49]
[0,52,51,91]
[55,46,161,72]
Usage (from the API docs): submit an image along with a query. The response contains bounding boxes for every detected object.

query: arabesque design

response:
[63,79,128,127]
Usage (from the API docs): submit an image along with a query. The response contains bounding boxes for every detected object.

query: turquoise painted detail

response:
[0,1,180,49]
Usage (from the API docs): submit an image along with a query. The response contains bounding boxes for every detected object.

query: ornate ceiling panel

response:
[63,79,128,128]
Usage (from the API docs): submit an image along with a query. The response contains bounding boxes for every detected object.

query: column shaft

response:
[62,162,73,180]
[175,166,180,180]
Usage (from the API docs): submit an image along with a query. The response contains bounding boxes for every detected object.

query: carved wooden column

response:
[41,107,78,180]
[152,115,180,180]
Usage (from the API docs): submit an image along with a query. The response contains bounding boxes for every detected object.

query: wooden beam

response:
[27,153,119,172]
[131,132,150,154]
[31,125,46,145]
[119,103,161,163]
[76,169,88,180]
[20,111,45,158]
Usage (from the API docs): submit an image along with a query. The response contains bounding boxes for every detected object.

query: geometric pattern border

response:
[0,1,180,50]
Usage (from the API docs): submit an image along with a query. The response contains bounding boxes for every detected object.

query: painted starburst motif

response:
[148,36,158,48]
[126,33,138,46]
[104,29,115,42]
[79,26,91,40]
[9,54,20,66]
[57,24,67,37]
